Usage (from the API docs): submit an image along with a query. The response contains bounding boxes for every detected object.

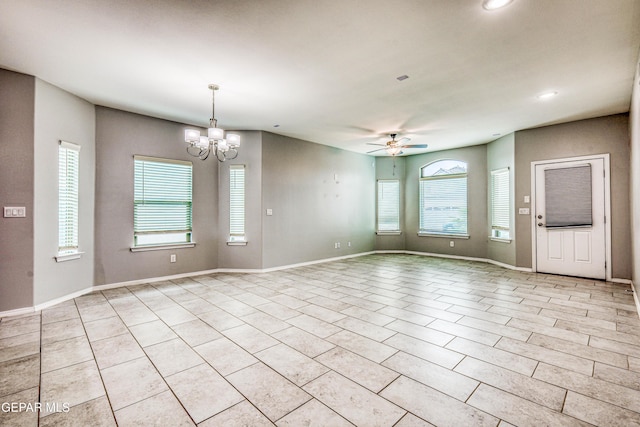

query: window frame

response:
[56,140,82,262]
[376,179,401,235]
[418,159,469,238]
[131,155,195,251]
[490,167,511,242]
[228,164,247,245]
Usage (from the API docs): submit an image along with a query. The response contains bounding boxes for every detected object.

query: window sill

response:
[490,237,512,243]
[55,251,84,263]
[376,231,402,236]
[130,243,196,252]
[227,241,248,246]
[418,232,470,239]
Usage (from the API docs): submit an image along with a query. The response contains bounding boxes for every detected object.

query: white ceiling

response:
[1,0,639,155]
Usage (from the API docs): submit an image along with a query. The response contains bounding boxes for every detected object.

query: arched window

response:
[419,160,468,235]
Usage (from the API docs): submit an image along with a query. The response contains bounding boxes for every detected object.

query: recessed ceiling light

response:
[537,91,558,100]
[396,75,409,81]
[482,0,514,10]
[273,124,280,127]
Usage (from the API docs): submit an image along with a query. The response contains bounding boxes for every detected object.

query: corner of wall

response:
[629,50,640,299]
[33,79,96,305]
[486,134,516,267]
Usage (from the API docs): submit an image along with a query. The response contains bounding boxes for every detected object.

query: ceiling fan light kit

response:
[366,133,428,156]
[184,84,241,162]
[482,0,514,11]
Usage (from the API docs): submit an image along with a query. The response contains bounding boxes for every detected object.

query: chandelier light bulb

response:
[208,127,225,140]
[184,129,200,143]
[227,133,241,147]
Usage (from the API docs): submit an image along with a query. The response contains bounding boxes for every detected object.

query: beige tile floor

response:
[1,254,640,426]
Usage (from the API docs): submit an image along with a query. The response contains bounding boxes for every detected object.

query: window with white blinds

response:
[491,168,511,239]
[133,156,192,246]
[419,160,468,236]
[58,141,81,254]
[229,165,246,241]
[377,180,400,233]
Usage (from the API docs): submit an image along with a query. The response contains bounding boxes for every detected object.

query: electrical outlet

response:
[348,241,351,247]
[170,254,176,263]
[449,241,454,248]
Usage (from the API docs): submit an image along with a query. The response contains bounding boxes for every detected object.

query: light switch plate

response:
[4,206,26,217]
[266,209,273,216]
[518,208,530,215]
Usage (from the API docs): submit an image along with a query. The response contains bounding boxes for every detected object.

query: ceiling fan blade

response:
[400,144,429,149]
[365,142,386,146]
[366,147,387,154]
[396,137,411,144]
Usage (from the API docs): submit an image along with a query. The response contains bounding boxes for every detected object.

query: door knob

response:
[538,222,544,227]
[537,215,543,219]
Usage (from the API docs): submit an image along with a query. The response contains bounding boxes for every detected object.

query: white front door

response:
[534,158,606,280]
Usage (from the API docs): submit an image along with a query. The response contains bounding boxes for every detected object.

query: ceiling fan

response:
[366,133,428,156]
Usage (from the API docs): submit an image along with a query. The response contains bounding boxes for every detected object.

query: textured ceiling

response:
[1,0,639,155]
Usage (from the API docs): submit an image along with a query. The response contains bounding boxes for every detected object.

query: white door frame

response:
[530,153,612,281]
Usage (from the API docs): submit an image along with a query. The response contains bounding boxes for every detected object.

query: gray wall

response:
[375,156,407,251]
[630,58,640,287]
[0,69,34,311]
[1,66,637,312]
[514,114,631,279]
[261,132,376,269]
[217,131,263,270]
[33,79,96,304]
[487,133,516,266]
[94,107,219,285]
[404,145,488,259]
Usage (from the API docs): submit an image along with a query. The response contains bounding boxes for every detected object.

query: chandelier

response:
[184,84,240,161]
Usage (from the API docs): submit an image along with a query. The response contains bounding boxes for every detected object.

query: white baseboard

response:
[4,250,632,318]
[394,250,531,272]
[255,251,377,273]
[0,251,521,318]
[93,268,220,292]
[486,258,533,272]
[610,278,633,285]
[97,252,378,288]
[0,306,37,318]
[33,287,95,311]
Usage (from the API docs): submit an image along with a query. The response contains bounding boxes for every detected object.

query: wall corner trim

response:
[630,280,640,320]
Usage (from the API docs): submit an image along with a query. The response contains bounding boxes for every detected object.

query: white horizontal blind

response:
[229,165,245,239]
[491,168,510,235]
[545,165,592,227]
[377,180,400,232]
[134,156,192,246]
[58,141,81,254]
[419,160,468,235]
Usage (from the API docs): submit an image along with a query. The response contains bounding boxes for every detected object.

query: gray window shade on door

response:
[544,165,592,227]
